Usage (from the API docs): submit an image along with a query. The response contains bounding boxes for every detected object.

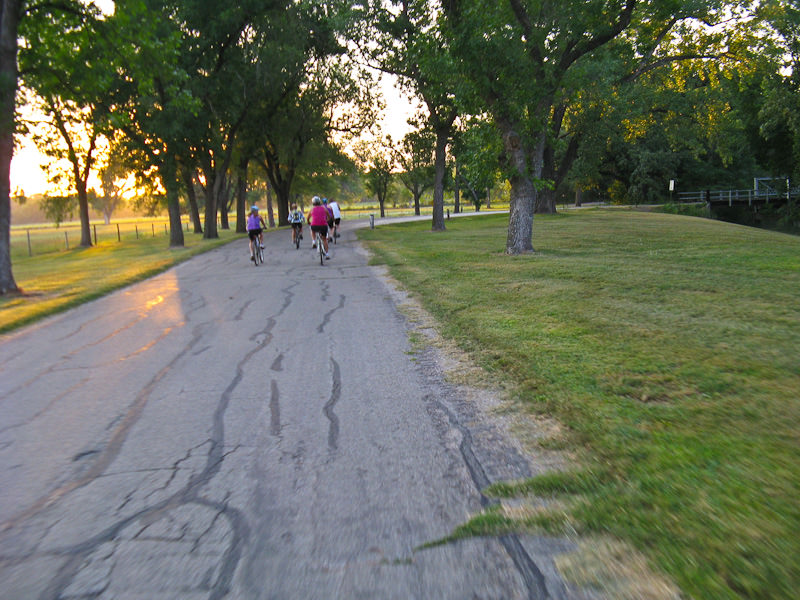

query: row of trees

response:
[1,1,798,294]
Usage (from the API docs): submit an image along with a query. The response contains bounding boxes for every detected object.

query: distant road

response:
[0,215,581,599]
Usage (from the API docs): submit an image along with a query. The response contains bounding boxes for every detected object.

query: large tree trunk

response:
[203,184,217,239]
[76,182,92,247]
[266,184,275,228]
[162,160,184,248]
[217,173,230,230]
[235,158,248,234]
[500,123,539,254]
[454,160,460,214]
[0,0,19,294]
[182,169,203,234]
[431,127,447,231]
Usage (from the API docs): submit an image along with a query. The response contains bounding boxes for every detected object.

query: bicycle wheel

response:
[295,231,300,249]
[318,234,324,265]
[258,244,264,265]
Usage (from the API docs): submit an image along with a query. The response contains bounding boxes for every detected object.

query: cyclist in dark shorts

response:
[246,206,266,261]
[306,196,330,258]
[328,198,342,238]
[322,198,334,242]
[288,203,304,245]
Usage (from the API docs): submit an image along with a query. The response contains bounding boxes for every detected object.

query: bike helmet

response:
[322,197,328,204]
[312,196,321,205]
[251,205,259,211]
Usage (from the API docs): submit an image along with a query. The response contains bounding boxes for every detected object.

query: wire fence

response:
[10,219,191,259]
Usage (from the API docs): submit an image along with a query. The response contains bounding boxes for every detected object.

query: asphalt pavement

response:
[0,216,590,599]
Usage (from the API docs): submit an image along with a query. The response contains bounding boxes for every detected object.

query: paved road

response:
[0,218,583,599]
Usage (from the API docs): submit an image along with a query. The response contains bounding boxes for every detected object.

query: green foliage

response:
[453,117,503,210]
[38,194,77,227]
[658,202,710,218]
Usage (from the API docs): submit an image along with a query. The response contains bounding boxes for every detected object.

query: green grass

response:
[359,209,800,599]
[1,229,239,333]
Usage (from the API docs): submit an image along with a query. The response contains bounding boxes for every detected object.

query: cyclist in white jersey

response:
[328,198,342,238]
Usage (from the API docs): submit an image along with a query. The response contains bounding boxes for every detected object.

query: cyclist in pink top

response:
[306,196,331,258]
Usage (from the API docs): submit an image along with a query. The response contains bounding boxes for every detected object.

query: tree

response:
[441,1,753,253]
[95,143,131,224]
[365,0,461,232]
[0,0,21,293]
[26,97,105,245]
[360,138,394,217]
[39,193,76,227]
[758,1,800,183]
[100,0,195,248]
[452,118,503,212]
[394,128,435,215]
[20,1,108,247]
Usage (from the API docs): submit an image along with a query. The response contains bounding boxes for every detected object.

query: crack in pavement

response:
[323,358,342,452]
[317,294,345,333]
[270,379,281,437]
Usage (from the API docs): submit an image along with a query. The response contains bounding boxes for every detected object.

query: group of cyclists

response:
[246,195,341,263]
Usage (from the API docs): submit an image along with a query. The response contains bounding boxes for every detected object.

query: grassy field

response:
[0,229,239,333]
[359,210,800,599]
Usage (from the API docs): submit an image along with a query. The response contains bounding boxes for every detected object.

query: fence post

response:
[135,225,139,240]
[370,214,375,229]
[164,224,168,235]
[152,224,155,237]
[65,231,69,250]
[93,224,97,245]
[27,230,32,257]
[117,223,121,242]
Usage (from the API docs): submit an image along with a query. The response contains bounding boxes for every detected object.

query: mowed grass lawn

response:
[0,230,239,333]
[359,210,800,599]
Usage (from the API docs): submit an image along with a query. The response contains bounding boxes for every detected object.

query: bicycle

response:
[314,230,326,265]
[292,224,302,249]
[250,237,264,266]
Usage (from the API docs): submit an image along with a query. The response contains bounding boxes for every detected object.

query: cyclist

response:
[246,205,266,262]
[322,198,334,242]
[288,202,304,246]
[328,198,342,238]
[306,195,330,259]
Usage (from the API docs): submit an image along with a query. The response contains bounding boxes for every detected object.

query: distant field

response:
[359,210,800,599]
[9,218,191,260]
